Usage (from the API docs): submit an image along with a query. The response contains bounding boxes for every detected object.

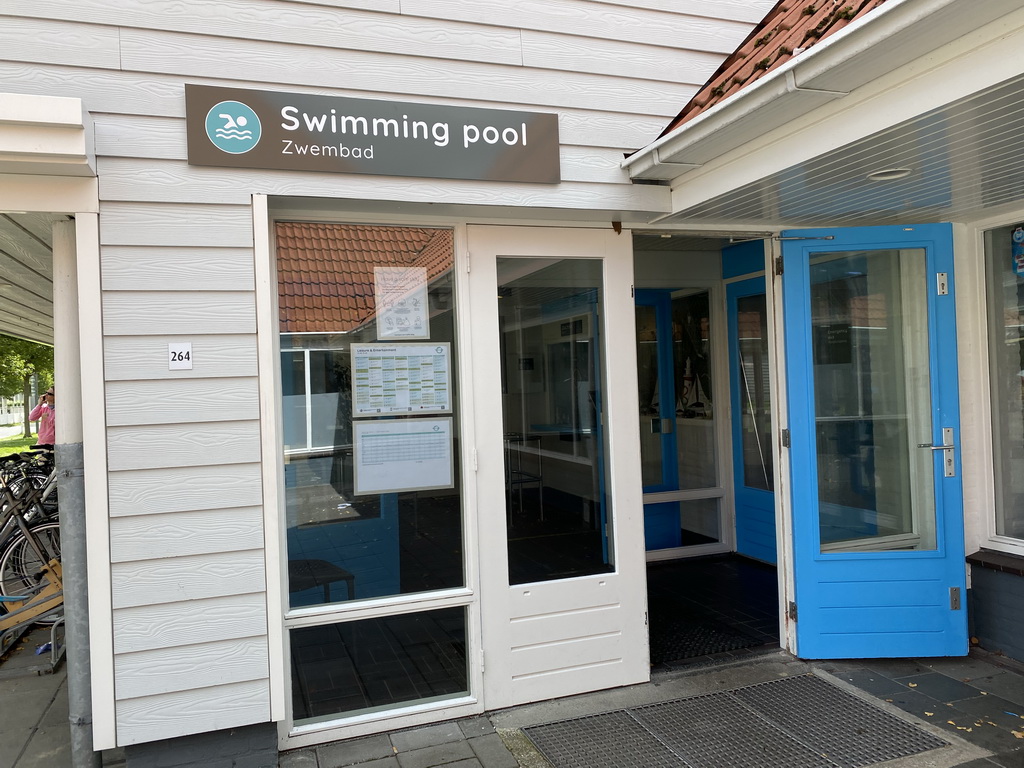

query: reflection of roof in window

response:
[659,0,888,137]
[276,222,453,334]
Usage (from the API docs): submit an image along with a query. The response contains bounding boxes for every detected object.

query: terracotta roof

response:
[660,0,889,136]
[276,222,453,334]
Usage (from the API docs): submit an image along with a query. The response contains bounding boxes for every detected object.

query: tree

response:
[0,335,54,438]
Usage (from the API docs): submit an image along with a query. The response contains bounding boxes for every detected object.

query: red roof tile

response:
[660,0,889,136]
[276,222,453,334]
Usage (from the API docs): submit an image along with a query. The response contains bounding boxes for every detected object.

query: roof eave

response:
[625,0,1022,182]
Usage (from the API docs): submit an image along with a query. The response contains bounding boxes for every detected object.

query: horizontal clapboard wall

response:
[0,0,773,747]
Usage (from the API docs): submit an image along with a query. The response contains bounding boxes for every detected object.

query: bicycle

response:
[0,454,63,655]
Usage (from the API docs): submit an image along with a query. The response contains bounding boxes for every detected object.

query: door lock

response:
[918,427,955,477]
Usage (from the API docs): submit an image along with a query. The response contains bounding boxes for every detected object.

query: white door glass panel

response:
[468,225,649,710]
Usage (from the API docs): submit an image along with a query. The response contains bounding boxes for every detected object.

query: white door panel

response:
[468,225,649,709]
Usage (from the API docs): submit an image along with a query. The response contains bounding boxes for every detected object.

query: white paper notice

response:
[375,266,429,339]
[351,343,451,417]
[353,417,454,495]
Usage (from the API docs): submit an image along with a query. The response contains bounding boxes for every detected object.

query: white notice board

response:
[375,266,429,339]
[351,343,451,417]
[353,417,454,495]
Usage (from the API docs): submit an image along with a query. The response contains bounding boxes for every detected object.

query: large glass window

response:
[291,607,467,723]
[809,249,936,551]
[986,225,1024,542]
[277,223,464,608]
[497,257,614,583]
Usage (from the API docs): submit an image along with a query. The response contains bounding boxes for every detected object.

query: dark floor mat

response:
[649,615,763,664]
[524,674,948,768]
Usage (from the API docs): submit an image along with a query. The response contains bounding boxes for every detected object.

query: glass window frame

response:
[263,213,482,743]
[641,280,735,562]
[983,221,1024,556]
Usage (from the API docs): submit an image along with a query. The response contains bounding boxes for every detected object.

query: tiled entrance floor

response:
[821,653,1024,767]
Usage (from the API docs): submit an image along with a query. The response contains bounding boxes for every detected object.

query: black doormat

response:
[649,615,762,664]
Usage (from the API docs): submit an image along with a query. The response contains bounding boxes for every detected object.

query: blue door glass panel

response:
[635,290,678,494]
[727,277,777,564]
[782,223,967,659]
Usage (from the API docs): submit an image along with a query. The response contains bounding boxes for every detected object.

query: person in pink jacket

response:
[29,387,55,447]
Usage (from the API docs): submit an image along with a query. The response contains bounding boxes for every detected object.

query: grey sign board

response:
[185,84,560,184]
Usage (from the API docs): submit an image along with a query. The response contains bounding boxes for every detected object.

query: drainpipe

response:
[52,219,100,768]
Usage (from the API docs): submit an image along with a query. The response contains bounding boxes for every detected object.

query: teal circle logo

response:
[205,101,261,154]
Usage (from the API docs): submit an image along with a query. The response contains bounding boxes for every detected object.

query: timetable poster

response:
[351,343,452,417]
[353,417,454,495]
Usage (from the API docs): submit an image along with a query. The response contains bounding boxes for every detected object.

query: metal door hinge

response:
[472,449,478,472]
[466,252,471,273]
[788,601,797,622]
[781,428,790,448]
[774,256,784,276]
[950,587,961,610]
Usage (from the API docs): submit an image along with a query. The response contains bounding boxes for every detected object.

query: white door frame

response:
[467,225,650,709]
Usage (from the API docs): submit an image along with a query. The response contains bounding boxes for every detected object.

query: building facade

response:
[2,0,1024,764]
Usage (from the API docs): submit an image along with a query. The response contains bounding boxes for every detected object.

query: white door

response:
[467,225,649,708]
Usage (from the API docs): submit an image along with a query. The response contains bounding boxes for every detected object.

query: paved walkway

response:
[279,649,1024,768]
[5,641,1024,767]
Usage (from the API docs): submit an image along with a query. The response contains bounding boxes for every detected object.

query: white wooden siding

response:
[0,0,771,747]
[107,463,263,517]
[106,421,262,471]
[114,636,270,700]
[115,681,271,747]
[101,246,255,291]
[113,593,269,654]
[110,549,267,609]
[109,507,265,562]
[104,335,258,381]
[105,378,261,426]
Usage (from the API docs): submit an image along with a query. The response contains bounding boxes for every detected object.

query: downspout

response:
[52,219,100,768]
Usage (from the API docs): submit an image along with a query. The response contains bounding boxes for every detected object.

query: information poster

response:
[375,266,429,339]
[352,343,451,416]
[353,417,454,495]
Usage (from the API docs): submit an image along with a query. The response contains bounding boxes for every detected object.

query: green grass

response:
[0,433,41,457]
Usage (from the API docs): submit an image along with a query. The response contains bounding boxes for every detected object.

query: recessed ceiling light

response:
[866,167,913,181]
[660,234,672,238]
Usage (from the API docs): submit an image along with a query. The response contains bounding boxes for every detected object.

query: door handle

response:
[918,427,955,478]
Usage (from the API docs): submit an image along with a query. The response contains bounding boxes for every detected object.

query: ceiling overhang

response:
[626,0,1024,228]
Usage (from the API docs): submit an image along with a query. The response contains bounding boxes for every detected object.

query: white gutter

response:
[624,0,1023,181]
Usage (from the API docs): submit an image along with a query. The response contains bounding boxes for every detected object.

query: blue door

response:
[782,223,967,659]
[727,278,776,564]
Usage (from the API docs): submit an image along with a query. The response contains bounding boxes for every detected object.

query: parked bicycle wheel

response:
[0,522,62,624]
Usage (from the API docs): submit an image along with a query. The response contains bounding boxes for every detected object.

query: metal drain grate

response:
[523,674,949,768]
[633,691,835,768]
[732,675,948,768]
[523,710,685,768]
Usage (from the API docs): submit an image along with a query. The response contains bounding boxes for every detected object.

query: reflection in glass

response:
[635,304,663,487]
[277,224,463,609]
[673,292,717,489]
[644,497,722,551]
[985,226,1024,540]
[498,257,614,584]
[291,607,467,723]
[737,294,773,492]
[809,249,936,551]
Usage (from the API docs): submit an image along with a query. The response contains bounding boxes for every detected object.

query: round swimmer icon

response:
[205,101,261,154]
